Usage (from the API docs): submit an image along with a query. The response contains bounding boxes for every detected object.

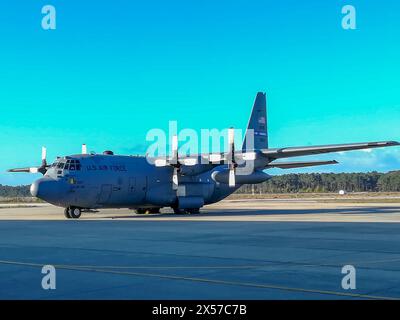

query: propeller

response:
[8,146,48,174]
[154,135,180,190]
[154,135,198,190]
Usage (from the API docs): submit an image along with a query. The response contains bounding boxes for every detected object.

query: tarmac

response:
[0,199,400,299]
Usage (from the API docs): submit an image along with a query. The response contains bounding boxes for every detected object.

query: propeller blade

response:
[209,154,223,163]
[82,144,88,155]
[228,167,235,187]
[242,152,256,161]
[29,167,39,174]
[154,158,168,167]
[41,146,47,161]
[7,167,33,173]
[40,146,47,173]
[228,127,235,147]
[227,128,235,162]
[228,127,235,152]
[171,135,178,164]
[172,167,179,190]
[180,157,197,166]
[227,128,236,187]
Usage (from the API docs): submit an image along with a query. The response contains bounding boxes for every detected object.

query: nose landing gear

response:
[64,207,82,219]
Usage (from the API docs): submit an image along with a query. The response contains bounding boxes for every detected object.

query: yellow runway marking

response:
[0,259,398,300]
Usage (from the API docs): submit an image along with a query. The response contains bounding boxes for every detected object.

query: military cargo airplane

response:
[8,92,399,218]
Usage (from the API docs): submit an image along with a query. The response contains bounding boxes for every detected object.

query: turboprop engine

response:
[211,170,271,185]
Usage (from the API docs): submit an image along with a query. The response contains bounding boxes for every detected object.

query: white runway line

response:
[0,259,397,300]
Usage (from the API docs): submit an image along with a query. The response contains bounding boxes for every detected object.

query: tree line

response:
[238,171,400,193]
[0,184,32,198]
[1,171,400,197]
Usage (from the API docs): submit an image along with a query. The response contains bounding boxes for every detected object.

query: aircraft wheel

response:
[149,208,160,214]
[135,208,146,214]
[186,208,200,214]
[173,207,186,214]
[64,207,72,219]
[69,207,82,219]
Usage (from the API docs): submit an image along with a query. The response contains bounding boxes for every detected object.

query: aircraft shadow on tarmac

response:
[106,206,400,219]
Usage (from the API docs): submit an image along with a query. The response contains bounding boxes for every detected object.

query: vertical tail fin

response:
[242,92,268,151]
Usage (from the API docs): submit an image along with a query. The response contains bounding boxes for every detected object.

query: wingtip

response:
[383,141,400,145]
[380,141,400,147]
[368,141,400,147]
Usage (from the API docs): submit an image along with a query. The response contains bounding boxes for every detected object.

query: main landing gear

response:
[172,207,200,214]
[135,208,161,214]
[64,207,82,219]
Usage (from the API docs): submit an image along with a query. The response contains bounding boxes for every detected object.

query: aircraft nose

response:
[30,180,39,197]
[30,178,59,200]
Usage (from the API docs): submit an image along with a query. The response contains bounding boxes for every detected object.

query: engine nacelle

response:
[146,185,177,206]
[211,170,271,185]
[179,164,215,176]
[177,196,204,209]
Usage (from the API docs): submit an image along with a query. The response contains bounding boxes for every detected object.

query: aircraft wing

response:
[266,160,338,169]
[261,141,399,160]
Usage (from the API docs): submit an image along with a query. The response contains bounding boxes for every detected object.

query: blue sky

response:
[1,0,400,185]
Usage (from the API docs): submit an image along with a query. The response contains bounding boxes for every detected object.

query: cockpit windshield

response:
[50,159,82,172]
[64,159,81,171]
[56,162,65,169]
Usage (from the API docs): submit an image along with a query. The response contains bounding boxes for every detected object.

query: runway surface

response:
[0,199,400,299]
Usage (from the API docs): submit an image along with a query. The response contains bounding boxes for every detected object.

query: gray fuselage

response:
[31,154,240,209]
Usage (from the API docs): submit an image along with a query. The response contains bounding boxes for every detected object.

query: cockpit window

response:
[64,159,81,171]
[50,159,82,172]
[57,162,65,169]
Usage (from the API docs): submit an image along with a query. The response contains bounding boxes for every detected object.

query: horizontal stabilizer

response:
[267,160,338,169]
